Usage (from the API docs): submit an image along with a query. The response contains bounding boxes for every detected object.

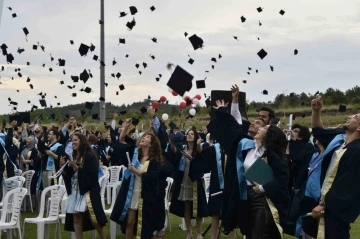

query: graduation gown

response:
[207,107,290,236]
[63,150,108,232]
[110,147,160,239]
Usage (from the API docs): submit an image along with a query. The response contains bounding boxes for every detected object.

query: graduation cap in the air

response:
[71,76,79,82]
[142,62,147,68]
[210,90,247,119]
[116,72,121,79]
[12,13,17,18]
[18,72,22,77]
[151,38,157,43]
[270,66,274,71]
[150,6,155,11]
[39,99,47,107]
[129,6,138,15]
[339,104,346,112]
[78,43,89,56]
[126,18,136,30]
[17,48,25,54]
[188,58,194,65]
[240,16,246,23]
[257,7,263,12]
[119,84,125,91]
[131,117,140,126]
[196,79,206,89]
[119,11,127,17]
[140,106,147,114]
[189,34,204,50]
[90,44,95,52]
[6,54,14,63]
[257,49,268,60]
[80,69,89,83]
[279,9,285,15]
[112,59,117,65]
[93,55,99,61]
[70,40,74,45]
[135,63,140,68]
[92,114,99,120]
[294,49,298,55]
[262,90,268,95]
[167,65,194,97]
[211,57,217,63]
[72,93,77,97]
[119,38,125,44]
[84,87,92,94]
[233,36,239,41]
[58,59,65,66]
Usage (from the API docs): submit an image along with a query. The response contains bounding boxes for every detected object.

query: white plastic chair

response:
[99,174,110,209]
[14,169,23,176]
[58,175,65,186]
[21,170,35,212]
[0,188,27,239]
[23,185,66,239]
[104,181,121,239]
[100,165,109,177]
[106,166,125,204]
[164,177,174,231]
[0,176,25,210]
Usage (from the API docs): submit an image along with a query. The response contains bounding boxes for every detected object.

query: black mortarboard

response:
[119,84,125,91]
[315,91,320,95]
[150,6,155,11]
[79,109,86,116]
[80,69,89,83]
[70,40,74,45]
[71,76,79,82]
[58,59,65,66]
[129,6,138,15]
[143,62,147,68]
[92,114,99,119]
[119,11,127,17]
[78,43,89,56]
[131,117,140,126]
[240,16,246,22]
[257,7,263,12]
[29,84,33,89]
[6,54,14,63]
[49,68,53,72]
[40,45,45,51]
[84,87,92,93]
[188,58,194,64]
[126,18,136,30]
[205,97,211,108]
[26,62,29,65]
[294,49,298,55]
[39,99,47,107]
[140,106,147,114]
[151,37,157,43]
[33,45,38,50]
[243,80,247,84]
[270,65,274,71]
[113,59,117,65]
[93,55,98,61]
[257,48,268,60]
[18,72,22,77]
[211,57,217,63]
[150,55,155,60]
[116,72,121,79]
[10,101,17,105]
[99,19,103,24]
[189,34,204,50]
[262,90,268,95]
[17,48,25,54]
[259,21,262,26]
[99,97,105,101]
[72,93,77,97]
[290,92,295,97]
[90,44,95,52]
[280,9,285,15]
[196,79,206,89]
[339,105,346,112]
[148,95,151,100]
[211,90,247,118]
[167,65,194,96]
[59,80,64,85]
[135,63,140,68]
[57,102,60,106]
[12,13,17,18]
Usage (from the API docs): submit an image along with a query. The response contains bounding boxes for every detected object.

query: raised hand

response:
[213,100,229,110]
[231,84,239,98]
[311,96,323,111]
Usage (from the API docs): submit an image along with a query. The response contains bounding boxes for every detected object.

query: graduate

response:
[208,100,289,239]
[169,127,208,239]
[301,96,360,239]
[110,119,162,239]
[62,133,107,239]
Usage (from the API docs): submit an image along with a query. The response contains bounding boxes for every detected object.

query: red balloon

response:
[179,102,186,109]
[195,94,201,100]
[172,91,178,96]
[184,96,190,101]
[160,96,167,102]
[152,101,159,108]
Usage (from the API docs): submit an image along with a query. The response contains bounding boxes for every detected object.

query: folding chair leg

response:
[22,222,26,239]
[29,194,33,212]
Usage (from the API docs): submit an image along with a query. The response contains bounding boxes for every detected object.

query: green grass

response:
[2,209,360,238]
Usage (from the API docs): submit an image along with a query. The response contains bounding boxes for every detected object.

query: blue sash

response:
[119,148,139,221]
[304,134,345,201]
[214,143,224,190]
[236,138,256,200]
[46,142,61,171]
[178,145,187,171]
[0,133,18,170]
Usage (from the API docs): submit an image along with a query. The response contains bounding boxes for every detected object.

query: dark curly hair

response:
[137,131,163,164]
[72,132,98,166]
[186,128,200,157]
[262,125,287,159]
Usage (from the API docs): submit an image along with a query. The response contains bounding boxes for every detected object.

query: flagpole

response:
[99,0,106,122]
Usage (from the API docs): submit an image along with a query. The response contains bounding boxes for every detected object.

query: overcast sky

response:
[0,0,359,114]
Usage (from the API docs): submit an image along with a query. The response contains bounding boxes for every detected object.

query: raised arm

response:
[231,84,242,125]
[311,96,324,129]
[120,119,132,144]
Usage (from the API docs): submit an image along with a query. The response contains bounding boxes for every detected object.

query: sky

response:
[0,0,360,115]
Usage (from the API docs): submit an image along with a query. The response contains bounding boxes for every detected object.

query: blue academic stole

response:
[305,134,345,201]
[236,138,256,200]
[119,148,139,221]
[214,143,224,190]
[178,145,187,171]
[0,134,18,170]
[46,142,61,171]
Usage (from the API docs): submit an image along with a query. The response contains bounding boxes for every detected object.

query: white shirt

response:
[231,103,243,125]
[244,145,265,186]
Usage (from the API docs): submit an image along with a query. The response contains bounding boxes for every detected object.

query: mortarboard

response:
[167,65,194,97]
[135,63,140,68]
[188,58,194,64]
[140,106,147,114]
[12,13,17,18]
[17,48,25,54]
[18,72,22,77]
[58,59,66,66]
[71,76,79,82]
[100,61,105,66]
[188,34,204,50]
[84,87,92,93]
[33,45,38,50]
[39,99,47,107]
[119,38,126,44]
[150,55,155,60]
[240,16,246,22]
[29,84,33,89]
[6,54,14,63]
[270,65,274,71]
[92,114,99,120]
[131,117,140,126]
[210,90,247,119]
[72,93,77,97]
[119,11,127,17]
[151,37,157,43]
[129,6,138,15]
[196,79,206,89]
[150,6,155,11]
[119,84,125,91]
[99,97,105,101]
[126,18,136,30]
[211,57,217,63]
[257,7,263,12]
[70,40,74,45]
[205,97,211,108]
[60,81,64,85]
[49,68,53,72]
[294,49,298,55]
[339,105,346,112]
[93,55,98,61]
[279,9,285,15]
[78,43,89,56]
[80,69,89,83]
[143,62,147,68]
[257,48,268,60]
[125,54,129,57]
[116,72,121,79]
[90,44,95,52]
[113,59,117,65]
[262,90,268,95]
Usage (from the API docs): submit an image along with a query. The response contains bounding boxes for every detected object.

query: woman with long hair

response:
[169,128,208,239]
[111,119,163,239]
[61,133,107,239]
[208,101,289,239]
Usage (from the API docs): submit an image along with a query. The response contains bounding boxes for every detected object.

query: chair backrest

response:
[107,166,122,183]
[38,185,66,219]
[0,188,27,224]
[202,173,211,202]
[108,181,121,211]
[14,169,23,176]
[99,174,110,208]
[21,170,35,192]
[58,175,65,186]
[7,176,26,187]
[100,165,108,176]
[164,177,174,210]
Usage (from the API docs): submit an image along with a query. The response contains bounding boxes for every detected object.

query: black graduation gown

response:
[63,150,108,232]
[190,145,225,216]
[110,152,160,239]
[168,147,208,218]
[207,107,290,235]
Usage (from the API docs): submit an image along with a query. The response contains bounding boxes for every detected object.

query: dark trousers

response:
[247,187,281,239]
[324,210,350,239]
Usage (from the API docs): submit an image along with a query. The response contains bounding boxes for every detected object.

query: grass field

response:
[2,209,359,238]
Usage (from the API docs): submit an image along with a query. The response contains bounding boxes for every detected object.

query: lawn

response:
[2,210,360,238]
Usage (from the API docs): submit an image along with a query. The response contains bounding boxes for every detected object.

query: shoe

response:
[155,230,165,238]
